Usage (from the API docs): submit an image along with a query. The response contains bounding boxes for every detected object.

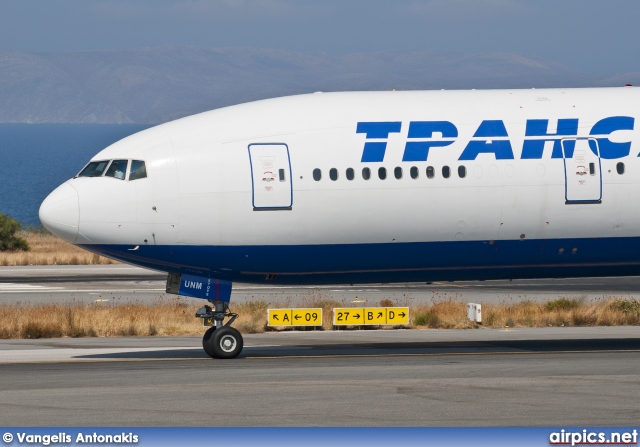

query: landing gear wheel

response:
[210,326,243,359]
[202,326,217,358]
[197,301,243,359]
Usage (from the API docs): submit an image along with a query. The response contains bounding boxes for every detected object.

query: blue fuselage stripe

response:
[80,237,640,284]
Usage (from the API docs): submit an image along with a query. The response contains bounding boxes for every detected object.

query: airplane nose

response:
[39,182,79,243]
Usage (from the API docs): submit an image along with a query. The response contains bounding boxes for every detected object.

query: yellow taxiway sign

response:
[333,308,365,325]
[333,307,409,326]
[385,307,410,325]
[267,308,323,326]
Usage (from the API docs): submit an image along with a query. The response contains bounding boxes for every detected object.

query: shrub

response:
[610,299,640,314]
[413,311,441,328]
[0,214,29,251]
[545,297,582,311]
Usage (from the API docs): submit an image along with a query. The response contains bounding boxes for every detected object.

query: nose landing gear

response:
[203,326,243,359]
[196,301,243,359]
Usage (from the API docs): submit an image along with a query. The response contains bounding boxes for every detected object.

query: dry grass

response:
[0,299,199,339]
[1,296,637,339]
[0,299,282,339]
[412,297,640,329]
[0,230,117,266]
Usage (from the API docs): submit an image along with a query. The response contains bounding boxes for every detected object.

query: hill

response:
[1,46,637,124]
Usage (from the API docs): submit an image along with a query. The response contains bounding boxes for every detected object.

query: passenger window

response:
[346,168,354,181]
[105,160,128,180]
[129,160,147,180]
[378,167,387,180]
[617,162,625,175]
[78,160,110,177]
[410,166,419,179]
[442,166,450,178]
[362,167,371,180]
[426,166,435,179]
[458,166,466,178]
[394,167,403,179]
[330,168,338,181]
[313,168,322,181]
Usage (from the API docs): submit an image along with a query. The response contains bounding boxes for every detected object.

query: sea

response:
[0,124,152,227]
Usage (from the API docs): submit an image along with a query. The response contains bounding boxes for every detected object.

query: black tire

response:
[202,326,217,358]
[210,326,243,359]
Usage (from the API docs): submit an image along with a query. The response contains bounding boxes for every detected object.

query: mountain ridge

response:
[0,46,636,124]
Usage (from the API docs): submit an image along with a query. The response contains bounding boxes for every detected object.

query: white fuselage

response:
[40,87,640,286]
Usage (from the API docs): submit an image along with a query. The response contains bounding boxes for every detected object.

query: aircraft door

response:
[248,143,293,210]
[562,138,602,204]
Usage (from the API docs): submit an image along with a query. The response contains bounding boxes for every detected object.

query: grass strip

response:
[0,297,638,339]
[0,231,117,266]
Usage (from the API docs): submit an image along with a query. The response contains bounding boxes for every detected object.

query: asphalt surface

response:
[1,265,640,305]
[0,327,638,426]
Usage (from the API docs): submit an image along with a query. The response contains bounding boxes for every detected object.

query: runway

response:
[1,265,640,306]
[0,327,638,426]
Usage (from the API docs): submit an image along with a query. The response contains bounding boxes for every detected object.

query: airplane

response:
[39,86,639,359]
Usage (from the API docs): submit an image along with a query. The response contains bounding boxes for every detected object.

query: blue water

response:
[0,124,152,227]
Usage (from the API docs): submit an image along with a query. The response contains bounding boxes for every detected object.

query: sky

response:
[1,0,639,77]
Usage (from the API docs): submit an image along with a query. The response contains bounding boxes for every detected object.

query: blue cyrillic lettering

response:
[521,119,579,159]
[357,122,402,162]
[560,140,577,159]
[356,116,634,162]
[459,120,514,160]
[472,120,509,138]
[359,142,388,162]
[459,141,514,160]
[402,121,458,161]
[589,116,634,159]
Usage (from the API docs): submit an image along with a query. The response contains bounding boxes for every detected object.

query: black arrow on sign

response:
[377,312,383,318]
[354,313,360,319]
[273,315,279,321]
[399,312,406,318]
[294,314,301,320]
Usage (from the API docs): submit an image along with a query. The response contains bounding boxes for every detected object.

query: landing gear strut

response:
[196,301,243,359]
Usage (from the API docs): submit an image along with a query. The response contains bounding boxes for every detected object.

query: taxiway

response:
[1,265,639,306]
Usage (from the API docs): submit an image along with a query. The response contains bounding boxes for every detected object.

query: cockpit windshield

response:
[105,160,128,180]
[77,159,147,180]
[129,160,147,180]
[78,160,110,177]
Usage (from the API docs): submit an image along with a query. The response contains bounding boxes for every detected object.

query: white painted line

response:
[0,283,63,291]
[0,288,165,294]
[233,285,385,291]
[0,267,147,272]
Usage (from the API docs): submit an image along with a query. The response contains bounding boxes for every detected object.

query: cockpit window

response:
[78,160,110,177]
[129,160,147,180]
[105,160,128,180]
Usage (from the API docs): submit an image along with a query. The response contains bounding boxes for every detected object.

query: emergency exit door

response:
[562,138,602,204]
[248,143,293,210]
